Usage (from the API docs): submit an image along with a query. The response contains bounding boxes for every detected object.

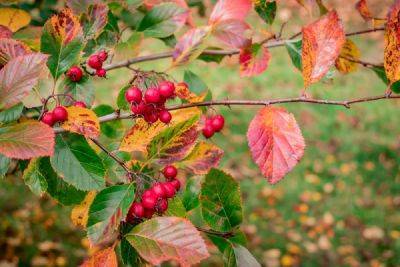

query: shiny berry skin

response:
[88,54,102,69]
[66,66,83,82]
[159,110,172,124]
[53,106,68,122]
[158,81,175,98]
[142,189,155,199]
[156,198,168,213]
[96,68,106,77]
[74,101,87,108]
[211,115,225,132]
[127,202,144,222]
[163,165,177,179]
[170,179,181,191]
[202,125,214,138]
[143,208,155,219]
[144,112,158,124]
[152,183,166,199]
[144,88,161,104]
[205,117,213,126]
[131,101,147,115]
[163,182,176,198]
[142,193,158,210]
[98,51,108,62]
[125,87,142,104]
[41,112,55,126]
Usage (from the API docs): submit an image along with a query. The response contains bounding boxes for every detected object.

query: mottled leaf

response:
[0,103,23,123]
[22,158,48,196]
[83,3,109,39]
[302,10,345,88]
[285,39,302,70]
[213,19,251,49]
[200,168,242,232]
[81,247,118,267]
[0,38,30,65]
[0,25,12,38]
[61,106,100,139]
[384,0,400,85]
[239,43,271,77]
[247,107,305,184]
[144,0,194,26]
[66,0,96,15]
[0,8,31,32]
[59,76,95,107]
[12,26,42,50]
[255,0,277,25]
[208,0,252,25]
[0,53,48,109]
[0,120,54,159]
[223,244,261,267]
[125,217,209,266]
[335,39,361,74]
[71,191,96,228]
[175,82,208,103]
[165,197,187,217]
[356,0,373,21]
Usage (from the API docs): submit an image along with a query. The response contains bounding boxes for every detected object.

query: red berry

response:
[143,208,154,219]
[53,106,68,122]
[131,101,147,115]
[205,117,213,126]
[142,189,155,199]
[159,109,172,124]
[142,194,158,210]
[41,112,55,126]
[144,112,158,124]
[144,88,161,104]
[151,183,166,199]
[73,101,87,108]
[163,165,177,179]
[66,66,83,82]
[170,179,181,191]
[88,54,102,69]
[98,51,108,62]
[158,81,175,98]
[202,125,214,138]
[211,115,225,132]
[96,68,106,77]
[127,202,144,222]
[125,87,142,104]
[163,182,176,198]
[156,198,168,213]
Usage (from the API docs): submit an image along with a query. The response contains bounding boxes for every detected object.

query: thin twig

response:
[339,55,383,68]
[197,227,235,238]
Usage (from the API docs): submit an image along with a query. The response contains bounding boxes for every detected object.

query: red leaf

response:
[247,107,305,184]
[0,38,31,65]
[144,0,194,26]
[384,0,400,84]
[0,26,12,38]
[301,10,345,88]
[80,247,117,267]
[239,44,271,77]
[209,0,252,25]
[355,0,373,21]
[0,120,55,159]
[85,3,109,39]
[213,19,251,49]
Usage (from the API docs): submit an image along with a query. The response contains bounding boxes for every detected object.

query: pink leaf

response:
[0,38,31,65]
[247,107,305,184]
[213,19,251,49]
[209,0,252,25]
[239,44,271,77]
[0,120,55,159]
[144,0,194,26]
[0,26,12,39]
[302,10,345,88]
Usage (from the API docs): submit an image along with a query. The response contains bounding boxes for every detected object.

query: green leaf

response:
[22,158,48,195]
[120,8,144,30]
[223,244,261,267]
[0,154,10,179]
[117,85,131,110]
[208,231,247,253]
[198,47,226,63]
[285,39,302,71]
[120,237,142,267]
[160,34,177,47]
[184,70,209,96]
[182,176,202,211]
[165,197,187,217]
[137,3,187,38]
[104,10,120,33]
[255,0,277,25]
[59,76,95,107]
[93,105,122,139]
[99,143,131,184]
[87,183,135,245]
[371,66,389,85]
[50,133,105,191]
[0,103,23,124]
[200,168,243,232]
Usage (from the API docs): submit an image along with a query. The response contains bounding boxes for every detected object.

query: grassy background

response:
[1,1,400,266]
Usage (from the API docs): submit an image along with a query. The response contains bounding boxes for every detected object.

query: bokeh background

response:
[1,0,400,266]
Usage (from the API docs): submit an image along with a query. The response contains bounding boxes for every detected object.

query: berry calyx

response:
[163,182,176,198]
[158,81,175,98]
[98,51,108,62]
[202,124,214,139]
[73,101,87,108]
[144,88,161,104]
[159,109,172,124]
[88,54,102,69]
[125,87,142,104]
[41,112,55,126]
[156,198,168,213]
[127,202,144,222]
[170,179,181,191]
[53,106,68,122]
[66,66,83,82]
[141,193,158,210]
[96,68,106,77]
[131,101,147,115]
[163,165,177,179]
[151,183,166,199]
[211,115,225,132]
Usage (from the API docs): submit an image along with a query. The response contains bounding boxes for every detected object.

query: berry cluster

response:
[87,51,108,78]
[202,114,225,138]
[126,165,180,222]
[125,81,175,124]
[41,106,68,126]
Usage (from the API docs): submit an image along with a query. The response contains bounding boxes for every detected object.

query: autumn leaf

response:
[384,0,400,85]
[0,120,55,159]
[80,247,118,267]
[212,19,251,49]
[335,39,361,74]
[0,38,31,65]
[143,0,194,26]
[47,8,82,45]
[61,106,100,139]
[0,25,12,38]
[302,10,345,88]
[83,3,109,39]
[0,8,31,32]
[175,82,208,103]
[125,217,209,266]
[239,43,271,77]
[247,107,305,184]
[71,191,96,228]
[0,53,48,109]
[355,0,373,21]
[208,0,252,25]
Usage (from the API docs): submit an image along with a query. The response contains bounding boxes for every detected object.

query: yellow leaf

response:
[384,1,400,85]
[81,247,118,267]
[61,106,100,138]
[0,8,31,32]
[335,39,361,74]
[70,191,96,228]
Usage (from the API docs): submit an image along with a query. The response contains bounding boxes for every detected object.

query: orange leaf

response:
[61,106,100,138]
[71,191,96,228]
[49,8,82,45]
[335,39,361,74]
[384,0,400,85]
[0,8,31,32]
[175,82,207,103]
[80,247,117,267]
[239,43,271,77]
[208,0,252,25]
[355,0,373,21]
[247,107,305,184]
[301,10,345,88]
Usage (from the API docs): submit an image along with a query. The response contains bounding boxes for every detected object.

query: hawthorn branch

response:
[104,27,385,71]
[339,55,383,68]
